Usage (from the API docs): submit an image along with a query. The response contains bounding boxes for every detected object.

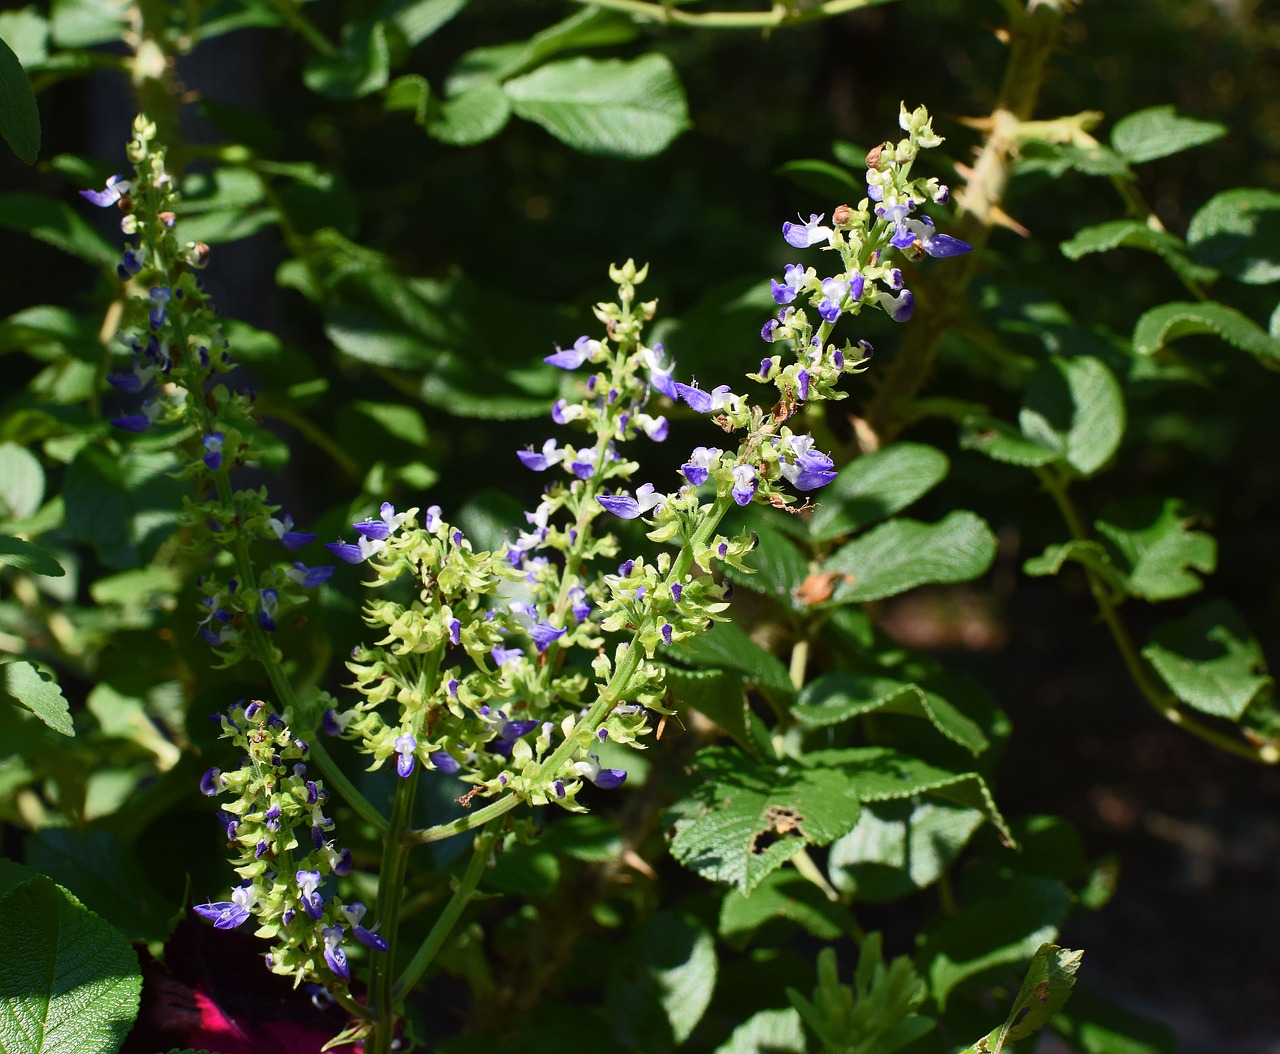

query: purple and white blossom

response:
[286,562,334,588]
[80,174,132,207]
[517,438,567,472]
[877,288,915,323]
[638,343,679,399]
[681,446,722,486]
[193,883,257,930]
[394,734,417,777]
[782,213,833,249]
[818,277,849,323]
[570,753,627,790]
[597,482,665,520]
[544,335,602,369]
[770,263,807,305]
[267,513,315,550]
[778,435,837,491]
[731,464,757,506]
[296,869,325,920]
[321,925,350,979]
[341,902,389,952]
[673,383,742,416]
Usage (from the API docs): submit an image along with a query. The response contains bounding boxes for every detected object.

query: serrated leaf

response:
[607,912,716,1048]
[807,747,1011,845]
[0,193,117,268]
[1186,187,1280,286]
[719,868,855,943]
[0,874,141,1053]
[960,415,1060,468]
[1094,496,1216,601]
[667,620,795,701]
[1132,301,1280,361]
[919,875,1071,1010]
[962,943,1082,1053]
[825,512,997,603]
[504,54,689,158]
[0,536,64,577]
[663,665,760,756]
[712,1008,806,1054]
[829,798,986,903]
[665,747,865,894]
[384,73,431,122]
[426,79,512,145]
[1110,105,1226,164]
[1,660,72,735]
[1018,356,1125,476]
[808,443,949,542]
[1142,600,1271,720]
[1059,219,1218,286]
[0,34,39,164]
[794,672,988,755]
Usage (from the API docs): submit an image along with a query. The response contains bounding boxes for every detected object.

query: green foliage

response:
[1,659,72,735]
[0,872,141,1054]
[0,32,39,164]
[960,943,1083,1053]
[786,937,933,1054]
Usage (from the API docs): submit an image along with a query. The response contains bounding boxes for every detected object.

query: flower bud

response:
[832,203,853,227]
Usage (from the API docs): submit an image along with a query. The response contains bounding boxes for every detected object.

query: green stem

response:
[1038,470,1278,764]
[570,0,897,28]
[392,824,502,1004]
[367,767,419,1054]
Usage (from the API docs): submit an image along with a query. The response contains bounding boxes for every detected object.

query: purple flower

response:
[325,536,382,564]
[353,501,404,541]
[394,734,417,778]
[199,768,221,796]
[544,335,600,369]
[193,885,255,930]
[878,288,915,323]
[770,263,806,305]
[202,432,224,471]
[779,435,837,490]
[80,174,131,207]
[267,514,315,550]
[117,248,143,278]
[674,383,740,415]
[342,903,389,952]
[148,287,170,329]
[286,562,334,588]
[530,620,566,652]
[258,588,278,632]
[568,584,591,621]
[817,277,849,323]
[296,870,325,919]
[517,438,565,472]
[571,753,627,790]
[731,464,757,506]
[597,482,664,520]
[430,750,461,774]
[761,318,779,342]
[797,369,811,401]
[322,925,350,979]
[782,213,833,249]
[491,645,524,667]
[680,446,722,486]
[639,343,679,399]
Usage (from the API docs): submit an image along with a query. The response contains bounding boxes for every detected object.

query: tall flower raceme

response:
[82,106,969,1045]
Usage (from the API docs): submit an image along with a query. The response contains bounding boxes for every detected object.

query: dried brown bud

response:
[158,211,176,228]
[865,143,884,169]
[832,204,853,227]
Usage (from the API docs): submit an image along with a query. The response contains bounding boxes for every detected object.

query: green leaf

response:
[504,54,689,158]
[828,798,986,903]
[1186,187,1280,286]
[919,875,1071,1010]
[1142,600,1272,721]
[960,415,1060,468]
[665,747,865,894]
[667,620,795,701]
[0,34,39,164]
[808,443,949,542]
[1094,496,1216,601]
[26,829,174,943]
[0,536,64,577]
[50,0,127,48]
[734,514,809,609]
[303,20,393,100]
[1132,301,1280,361]
[63,447,185,570]
[1059,219,1218,286]
[1018,356,1125,476]
[1022,539,1122,589]
[719,868,856,943]
[0,441,44,519]
[0,874,141,1053]
[786,937,933,1054]
[426,79,512,146]
[0,193,117,268]
[383,73,431,123]
[1110,105,1226,164]
[778,158,864,199]
[712,1008,806,1054]
[387,0,467,46]
[794,672,989,755]
[606,912,716,1048]
[807,747,1011,846]
[961,943,1083,1053]
[663,665,761,756]
[824,512,997,603]
[1,660,72,736]
[0,8,50,69]
[447,7,638,94]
